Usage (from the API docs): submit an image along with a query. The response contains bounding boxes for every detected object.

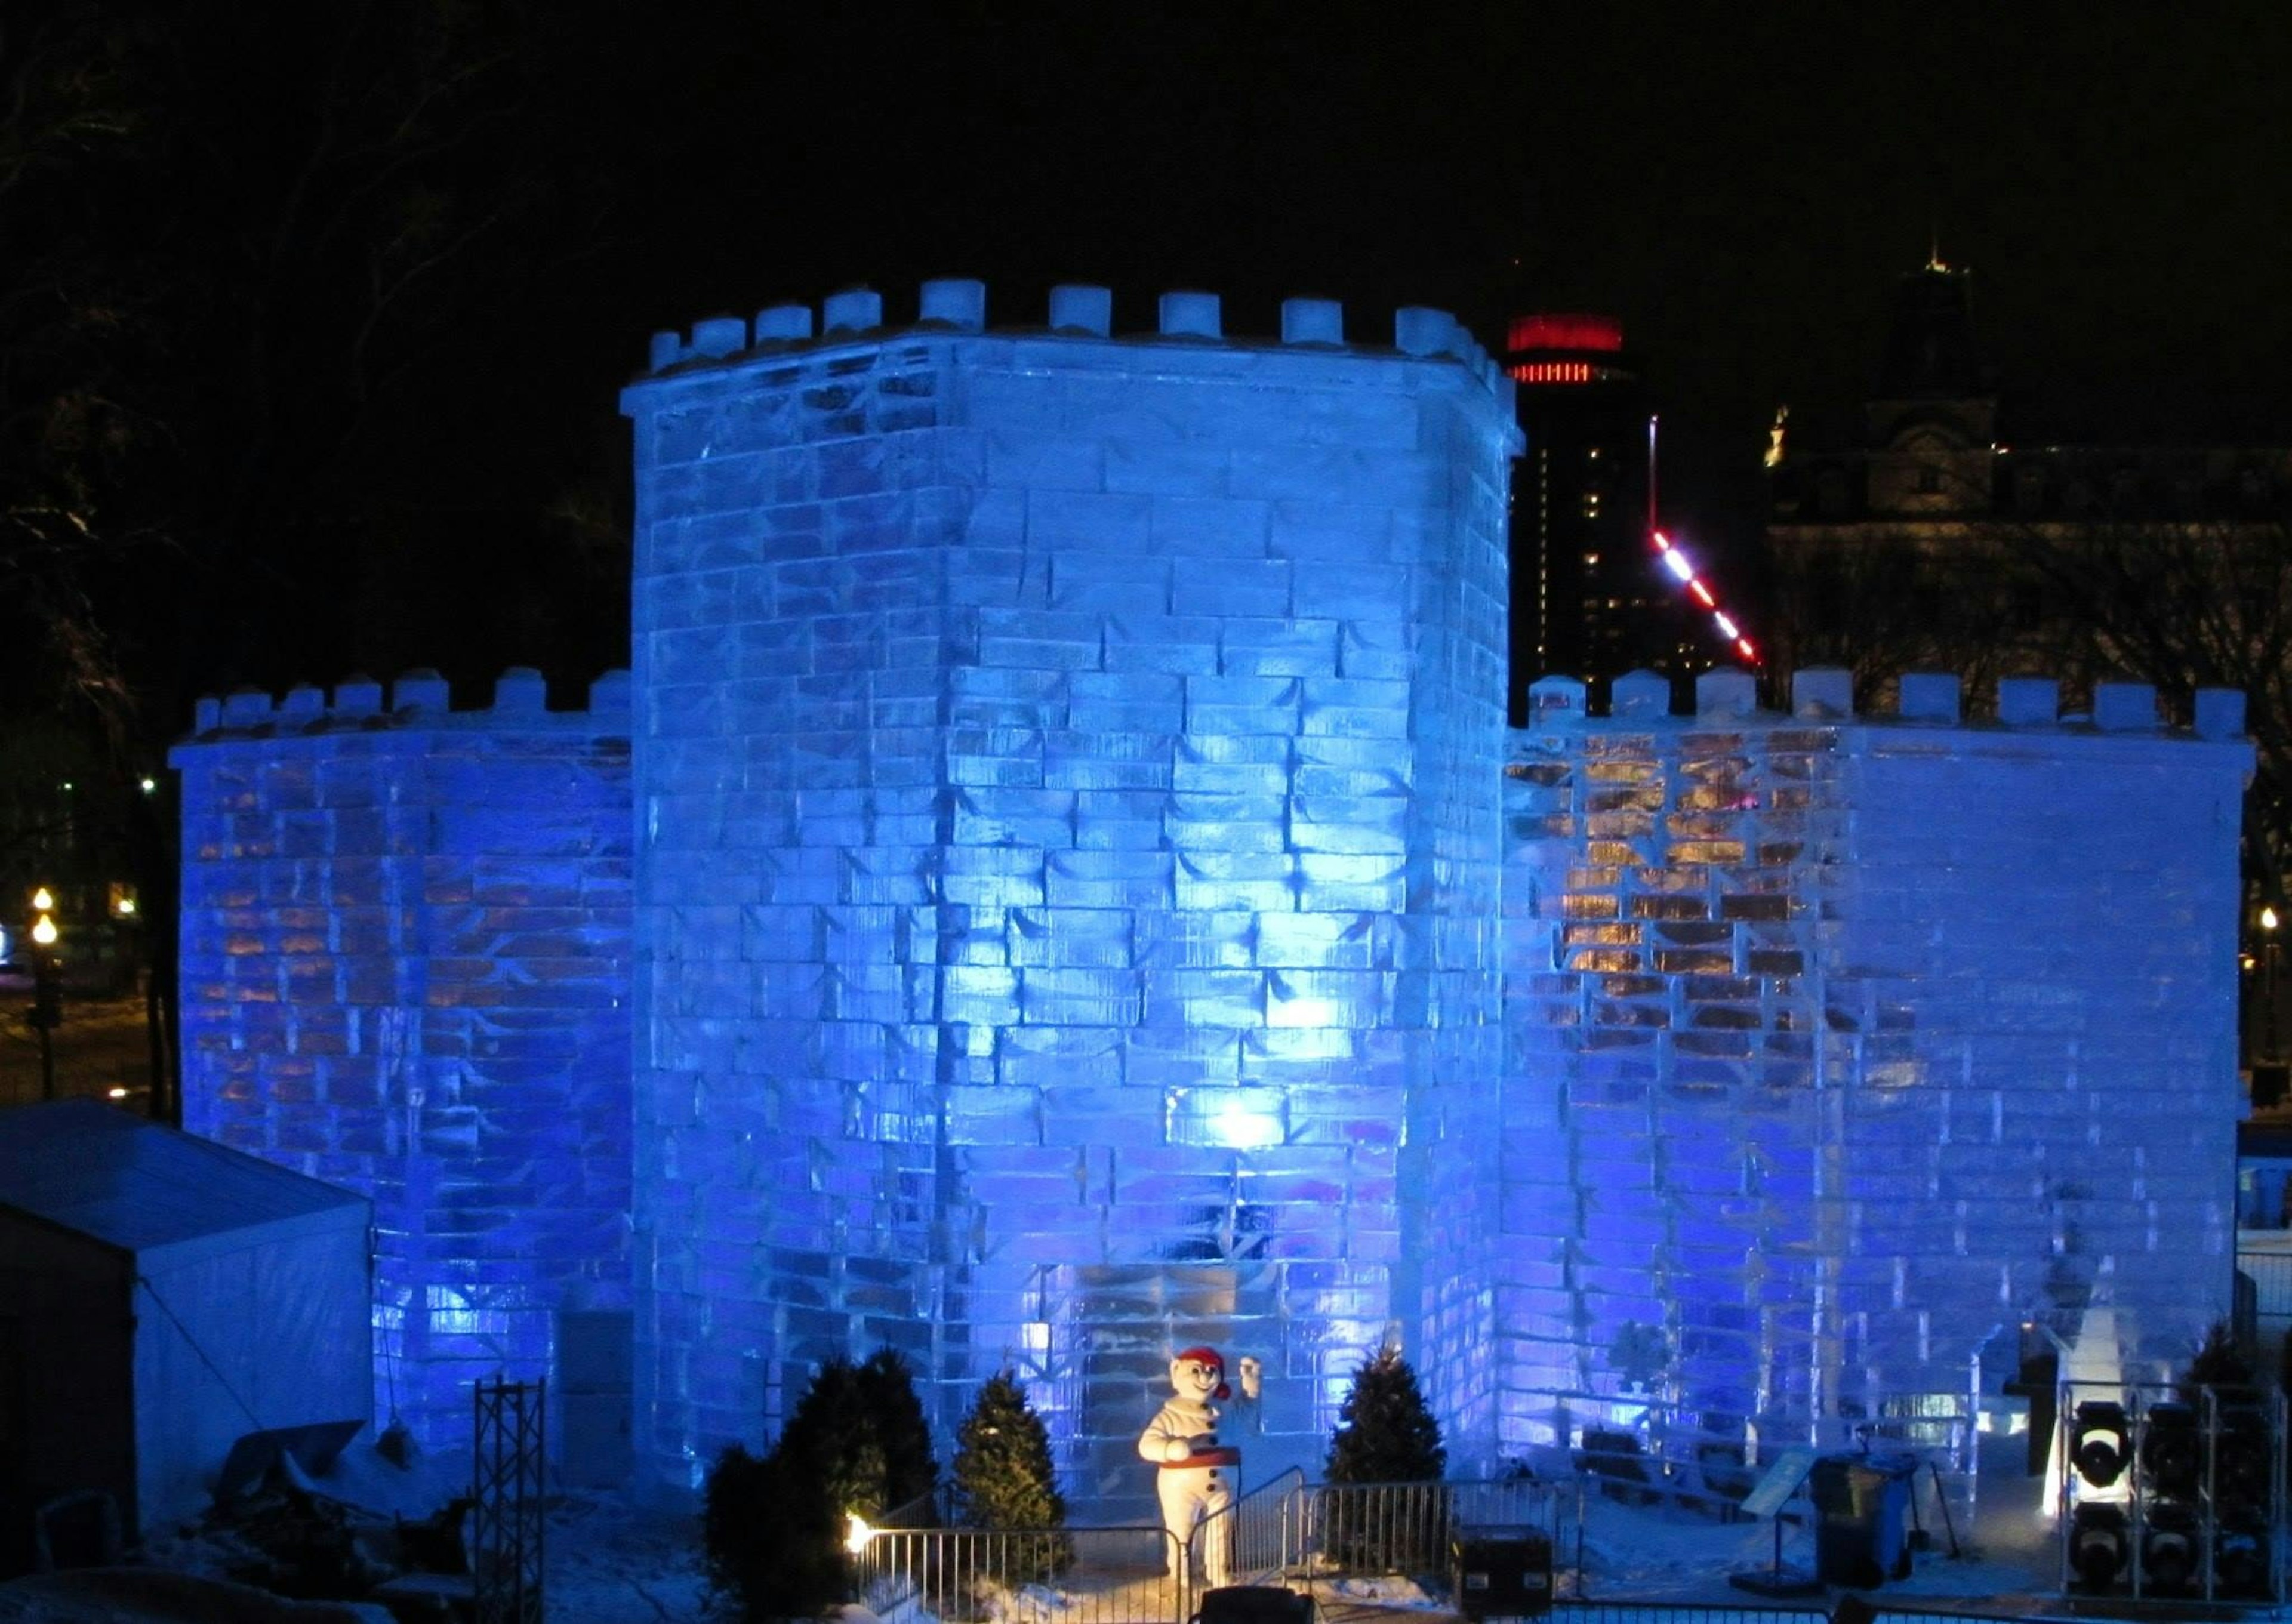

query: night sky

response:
[14,1,2292,711]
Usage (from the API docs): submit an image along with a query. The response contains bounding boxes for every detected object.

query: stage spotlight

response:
[2140,1401,2199,1497]
[2139,1498,2198,1595]
[2215,1505,2271,1598]
[2072,1401,2130,1488]
[2069,1502,2130,1589]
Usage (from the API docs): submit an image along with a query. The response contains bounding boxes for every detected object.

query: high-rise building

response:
[1499,314,1702,721]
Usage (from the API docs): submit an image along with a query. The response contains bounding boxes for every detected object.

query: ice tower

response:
[620,283,1520,1500]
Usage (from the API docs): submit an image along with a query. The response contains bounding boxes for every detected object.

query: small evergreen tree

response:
[1325,1347,1449,1573]
[1327,1346,1447,1484]
[2180,1318,2259,1403]
[857,1348,939,1516]
[703,1441,845,1622]
[952,1369,1071,1578]
[702,1352,942,1622]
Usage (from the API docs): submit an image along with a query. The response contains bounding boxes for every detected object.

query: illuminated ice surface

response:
[171,673,634,1446]
[621,286,1518,1508]
[174,286,2251,1515]
[1502,671,2249,1468]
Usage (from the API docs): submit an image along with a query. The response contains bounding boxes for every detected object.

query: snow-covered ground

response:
[304,1443,714,1623]
[535,1470,2075,1622]
[0,1449,2135,1623]
[1561,1476,2063,1611]
[543,1490,710,1623]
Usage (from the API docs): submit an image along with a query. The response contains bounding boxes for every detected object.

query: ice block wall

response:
[621,283,1517,1502]
[172,670,634,1444]
[1499,667,2250,1460]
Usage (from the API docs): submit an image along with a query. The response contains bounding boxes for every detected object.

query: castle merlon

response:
[629,280,1515,410]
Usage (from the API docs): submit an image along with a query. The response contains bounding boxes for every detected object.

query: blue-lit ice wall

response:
[171,671,633,1444]
[169,284,2256,1514]
[623,285,1518,1504]
[1499,669,2249,1461]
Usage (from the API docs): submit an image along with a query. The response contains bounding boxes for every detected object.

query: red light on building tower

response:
[1507,313,1625,354]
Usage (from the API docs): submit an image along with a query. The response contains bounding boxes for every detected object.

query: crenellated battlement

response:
[184,666,633,740]
[1520,664,2248,742]
[172,661,636,1453]
[638,277,1513,402]
[175,248,2260,1502]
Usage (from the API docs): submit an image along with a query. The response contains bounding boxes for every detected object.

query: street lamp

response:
[28,903,61,1102]
[2263,906,2282,1062]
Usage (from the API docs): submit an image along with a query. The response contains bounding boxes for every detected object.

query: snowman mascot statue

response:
[1138,1345,1256,1586]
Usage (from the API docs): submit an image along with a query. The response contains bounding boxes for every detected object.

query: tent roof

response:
[0,1099,365,1256]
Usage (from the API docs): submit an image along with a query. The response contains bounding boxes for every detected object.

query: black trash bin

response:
[1449,1524,1554,1620]
[1807,1452,1917,1588]
[1193,1585,1315,1624]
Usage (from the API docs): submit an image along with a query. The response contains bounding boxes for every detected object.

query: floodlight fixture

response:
[2071,1400,2130,1487]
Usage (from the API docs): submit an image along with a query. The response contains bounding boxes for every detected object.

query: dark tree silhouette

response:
[857,1348,940,1516]
[1770,500,2292,914]
[0,2,632,1111]
[703,1352,941,1621]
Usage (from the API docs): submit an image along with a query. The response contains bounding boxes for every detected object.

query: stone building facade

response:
[1765,260,2292,701]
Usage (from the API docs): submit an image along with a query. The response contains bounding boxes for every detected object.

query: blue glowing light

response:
[168,286,2252,1511]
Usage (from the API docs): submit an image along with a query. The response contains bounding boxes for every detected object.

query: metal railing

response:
[1185,1466,1304,1590]
[1531,1611,2084,1624]
[2238,1246,2292,1337]
[1547,1608,1826,1624]
[849,1471,2140,1624]
[1290,1475,1571,1587]
[854,1520,1181,1624]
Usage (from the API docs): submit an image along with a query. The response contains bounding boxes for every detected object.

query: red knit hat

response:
[1175,1345,1230,1400]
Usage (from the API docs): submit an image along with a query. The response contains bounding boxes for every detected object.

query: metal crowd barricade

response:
[1184,1465,1304,1591]
[1547,1607,1828,1624]
[846,1476,2191,1624]
[854,1520,1182,1624]
[1289,1475,1572,1588]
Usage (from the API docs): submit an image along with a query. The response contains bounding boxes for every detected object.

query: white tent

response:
[0,1100,371,1557]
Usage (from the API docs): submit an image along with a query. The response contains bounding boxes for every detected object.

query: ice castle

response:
[173,281,2251,1508]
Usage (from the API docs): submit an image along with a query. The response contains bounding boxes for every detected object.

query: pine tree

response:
[1327,1346,1447,1484]
[857,1348,939,1515]
[953,1369,1072,1579]
[1325,1348,1449,1574]
[704,1440,845,1621]
[2180,1318,2258,1403]
[701,1352,942,1621]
